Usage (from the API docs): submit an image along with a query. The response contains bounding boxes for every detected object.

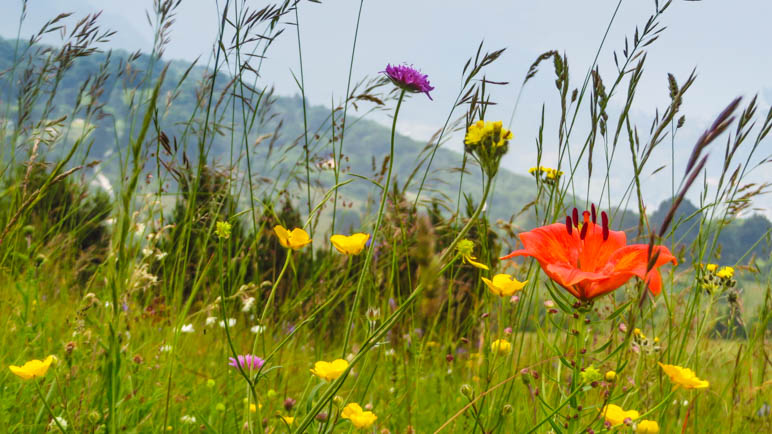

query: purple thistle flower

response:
[228,354,265,370]
[383,64,434,100]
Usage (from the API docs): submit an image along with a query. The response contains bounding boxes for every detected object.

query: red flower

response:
[500,206,676,301]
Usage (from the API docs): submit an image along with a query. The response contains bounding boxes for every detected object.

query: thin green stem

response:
[341,89,406,356]
[34,380,67,432]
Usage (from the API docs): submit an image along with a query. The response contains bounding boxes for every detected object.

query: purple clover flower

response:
[228,354,265,370]
[383,64,434,100]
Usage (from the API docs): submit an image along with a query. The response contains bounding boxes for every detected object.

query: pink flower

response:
[383,64,434,99]
[228,354,265,370]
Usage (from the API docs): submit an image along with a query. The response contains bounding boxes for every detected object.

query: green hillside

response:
[0,37,535,232]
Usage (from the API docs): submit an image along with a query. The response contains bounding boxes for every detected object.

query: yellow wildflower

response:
[273,225,312,250]
[341,403,377,429]
[528,166,563,181]
[464,120,512,148]
[281,416,294,425]
[705,263,718,272]
[490,339,511,355]
[310,359,349,381]
[456,239,489,270]
[658,362,709,389]
[9,356,55,380]
[601,404,639,426]
[249,403,263,412]
[481,274,526,297]
[716,266,734,279]
[605,370,617,382]
[579,365,602,383]
[330,233,370,255]
[215,221,232,240]
[636,420,660,433]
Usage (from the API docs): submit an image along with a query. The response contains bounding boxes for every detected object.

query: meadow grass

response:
[0,1,770,433]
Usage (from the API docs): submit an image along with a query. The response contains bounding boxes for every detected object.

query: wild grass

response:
[0,0,770,433]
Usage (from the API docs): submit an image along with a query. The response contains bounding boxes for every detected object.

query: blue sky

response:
[3,0,771,215]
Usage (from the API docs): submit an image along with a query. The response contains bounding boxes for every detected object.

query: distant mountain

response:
[2,35,770,264]
[0,36,536,228]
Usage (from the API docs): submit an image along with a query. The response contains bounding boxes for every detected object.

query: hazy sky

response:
[3,0,771,215]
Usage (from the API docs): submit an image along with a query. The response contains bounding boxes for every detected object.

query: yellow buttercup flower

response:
[601,404,639,426]
[481,274,527,297]
[330,233,370,255]
[658,362,709,389]
[490,339,511,355]
[341,403,377,429]
[464,120,512,148]
[456,239,489,270]
[273,225,312,250]
[310,359,349,381]
[9,356,55,380]
[704,263,718,272]
[605,370,617,382]
[249,403,263,412]
[281,416,294,425]
[636,420,660,433]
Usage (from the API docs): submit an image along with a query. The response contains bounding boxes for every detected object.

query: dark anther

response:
[572,208,579,228]
[591,203,597,223]
[601,211,609,241]
[566,216,573,235]
[580,218,589,240]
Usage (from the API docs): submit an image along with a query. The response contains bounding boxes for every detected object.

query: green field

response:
[0,1,771,433]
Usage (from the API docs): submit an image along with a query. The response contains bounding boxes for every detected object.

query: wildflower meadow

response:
[1,1,771,432]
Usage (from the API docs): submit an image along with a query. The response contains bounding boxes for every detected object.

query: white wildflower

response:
[180,324,195,333]
[180,415,196,424]
[250,325,265,334]
[49,416,68,431]
[218,318,236,328]
[205,316,217,326]
[241,297,255,313]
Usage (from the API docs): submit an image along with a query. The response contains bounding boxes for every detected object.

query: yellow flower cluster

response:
[464,120,512,149]
[528,166,563,180]
[463,120,512,177]
[700,263,737,294]
[215,221,232,240]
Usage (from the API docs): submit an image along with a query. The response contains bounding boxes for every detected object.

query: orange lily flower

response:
[501,205,676,301]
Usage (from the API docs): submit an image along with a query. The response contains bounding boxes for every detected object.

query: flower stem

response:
[341,89,406,356]
[217,238,258,404]
[34,380,67,432]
